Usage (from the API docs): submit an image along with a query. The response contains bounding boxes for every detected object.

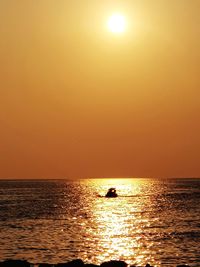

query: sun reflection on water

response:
[1,179,199,266]
[87,179,160,267]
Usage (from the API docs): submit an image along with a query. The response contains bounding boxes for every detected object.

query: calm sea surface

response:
[0,178,200,267]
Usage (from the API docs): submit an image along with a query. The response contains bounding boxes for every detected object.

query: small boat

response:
[105,188,118,198]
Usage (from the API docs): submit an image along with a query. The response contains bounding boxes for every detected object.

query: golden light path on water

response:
[82,179,161,267]
[1,179,199,266]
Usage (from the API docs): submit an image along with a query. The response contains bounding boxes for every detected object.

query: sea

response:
[0,178,199,267]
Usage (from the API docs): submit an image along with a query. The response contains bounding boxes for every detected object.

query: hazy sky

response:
[0,0,200,179]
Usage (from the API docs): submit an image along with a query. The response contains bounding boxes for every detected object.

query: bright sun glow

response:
[108,14,126,34]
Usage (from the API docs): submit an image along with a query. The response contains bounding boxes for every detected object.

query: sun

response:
[107,13,126,34]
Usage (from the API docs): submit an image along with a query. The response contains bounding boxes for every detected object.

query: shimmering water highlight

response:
[0,178,199,267]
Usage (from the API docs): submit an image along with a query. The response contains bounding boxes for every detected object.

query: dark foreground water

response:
[0,178,200,267]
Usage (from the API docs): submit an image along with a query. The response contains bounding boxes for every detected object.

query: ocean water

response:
[0,178,200,267]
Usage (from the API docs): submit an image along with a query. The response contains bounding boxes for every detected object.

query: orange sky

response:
[0,0,200,179]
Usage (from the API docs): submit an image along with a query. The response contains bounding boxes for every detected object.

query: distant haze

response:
[0,1,200,179]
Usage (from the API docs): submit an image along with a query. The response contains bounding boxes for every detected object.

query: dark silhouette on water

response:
[0,260,30,267]
[105,188,118,198]
[0,259,191,267]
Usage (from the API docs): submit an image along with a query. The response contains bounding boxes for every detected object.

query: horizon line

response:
[0,177,200,181]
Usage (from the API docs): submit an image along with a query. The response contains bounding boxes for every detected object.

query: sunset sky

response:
[0,0,200,179]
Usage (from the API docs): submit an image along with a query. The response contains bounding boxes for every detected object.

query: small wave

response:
[97,194,144,198]
[170,231,200,238]
[17,247,49,251]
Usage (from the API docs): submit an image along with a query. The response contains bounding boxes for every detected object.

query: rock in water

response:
[85,264,99,267]
[39,264,54,267]
[100,260,127,267]
[0,260,30,267]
